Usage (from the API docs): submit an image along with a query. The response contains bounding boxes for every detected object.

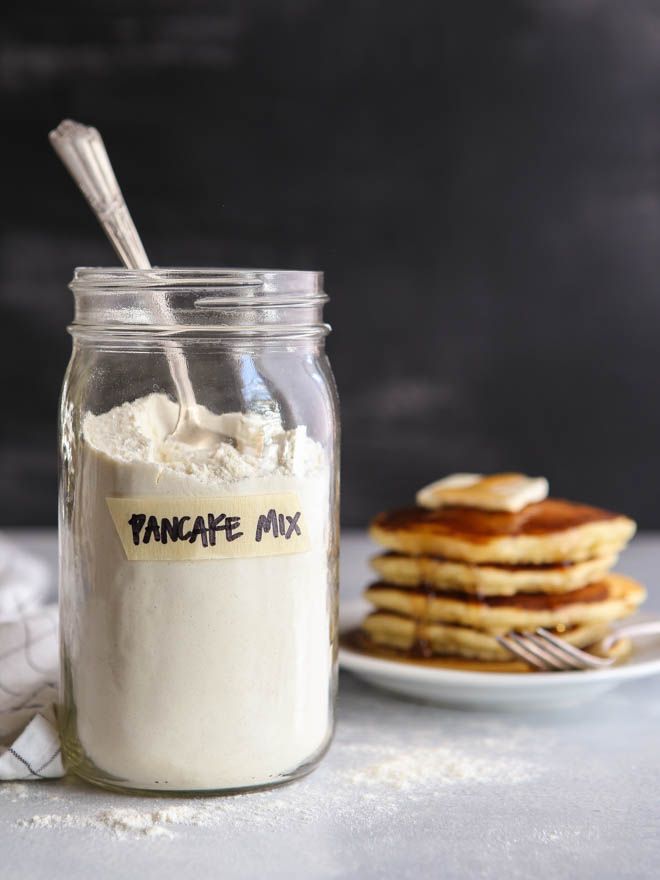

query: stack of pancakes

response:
[359,474,644,671]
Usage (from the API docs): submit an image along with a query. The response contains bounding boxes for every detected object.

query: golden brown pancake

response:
[364,573,645,635]
[355,614,631,666]
[370,498,636,564]
[371,551,618,595]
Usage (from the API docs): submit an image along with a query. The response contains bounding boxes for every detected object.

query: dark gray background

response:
[2,0,660,527]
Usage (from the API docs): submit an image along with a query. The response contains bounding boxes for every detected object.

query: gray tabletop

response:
[2,530,659,880]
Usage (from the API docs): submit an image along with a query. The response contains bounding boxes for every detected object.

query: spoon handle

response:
[49,119,200,419]
[49,120,150,270]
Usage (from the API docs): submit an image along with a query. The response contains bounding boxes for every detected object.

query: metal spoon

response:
[48,118,230,449]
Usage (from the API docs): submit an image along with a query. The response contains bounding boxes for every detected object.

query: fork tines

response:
[496,628,615,671]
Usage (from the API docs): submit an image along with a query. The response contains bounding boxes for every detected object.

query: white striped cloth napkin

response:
[0,536,63,779]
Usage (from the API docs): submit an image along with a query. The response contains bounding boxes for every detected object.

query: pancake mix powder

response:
[67,393,332,790]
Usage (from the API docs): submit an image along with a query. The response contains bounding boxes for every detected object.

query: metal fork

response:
[496,621,660,671]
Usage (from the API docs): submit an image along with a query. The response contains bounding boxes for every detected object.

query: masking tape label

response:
[106,493,310,561]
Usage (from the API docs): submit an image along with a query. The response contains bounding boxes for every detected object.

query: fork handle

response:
[602,620,660,651]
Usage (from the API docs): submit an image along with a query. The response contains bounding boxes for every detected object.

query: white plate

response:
[339,600,660,710]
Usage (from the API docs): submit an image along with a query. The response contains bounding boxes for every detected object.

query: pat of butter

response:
[416,473,549,513]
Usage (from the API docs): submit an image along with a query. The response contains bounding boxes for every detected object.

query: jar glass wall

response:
[58,269,339,794]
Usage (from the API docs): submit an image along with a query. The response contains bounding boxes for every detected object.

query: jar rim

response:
[70,267,324,295]
[68,267,329,336]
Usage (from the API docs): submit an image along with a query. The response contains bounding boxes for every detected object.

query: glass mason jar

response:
[58,268,339,795]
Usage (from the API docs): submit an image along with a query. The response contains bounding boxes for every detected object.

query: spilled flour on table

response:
[343,745,534,791]
[13,740,538,840]
[18,805,217,840]
[17,798,319,840]
[0,782,30,801]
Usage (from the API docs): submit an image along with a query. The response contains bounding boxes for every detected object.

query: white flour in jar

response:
[66,393,333,791]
